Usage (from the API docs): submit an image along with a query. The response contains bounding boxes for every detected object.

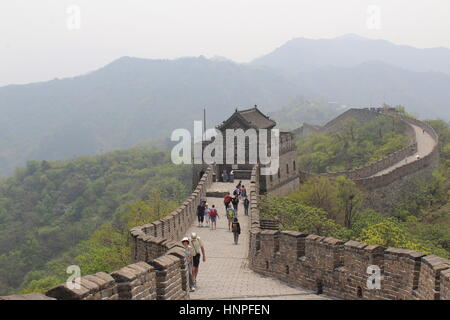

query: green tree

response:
[336,176,363,229]
[357,218,429,253]
[287,176,339,220]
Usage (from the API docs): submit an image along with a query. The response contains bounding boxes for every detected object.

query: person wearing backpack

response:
[243,196,250,216]
[226,205,236,231]
[224,192,232,211]
[209,204,218,230]
[231,217,241,245]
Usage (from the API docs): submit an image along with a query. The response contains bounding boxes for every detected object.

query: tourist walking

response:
[181,237,195,292]
[233,185,241,198]
[232,195,239,213]
[231,217,241,245]
[224,192,232,211]
[204,202,210,227]
[209,204,218,230]
[226,205,236,231]
[197,200,206,227]
[190,232,206,290]
[240,185,247,200]
[243,196,249,216]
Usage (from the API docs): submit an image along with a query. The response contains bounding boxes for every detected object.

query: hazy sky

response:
[1,0,450,86]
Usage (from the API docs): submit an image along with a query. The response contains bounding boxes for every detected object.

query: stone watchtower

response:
[192,106,299,195]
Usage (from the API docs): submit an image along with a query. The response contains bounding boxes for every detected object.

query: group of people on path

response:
[184,181,250,292]
[196,201,218,230]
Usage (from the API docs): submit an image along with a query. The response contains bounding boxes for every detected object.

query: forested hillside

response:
[0,56,295,177]
[296,113,410,173]
[0,147,191,295]
[268,97,343,131]
[2,35,450,177]
[261,119,450,259]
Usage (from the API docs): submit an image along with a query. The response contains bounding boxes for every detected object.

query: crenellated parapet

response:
[247,164,450,300]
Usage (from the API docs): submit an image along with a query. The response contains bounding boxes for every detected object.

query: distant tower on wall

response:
[192,106,299,195]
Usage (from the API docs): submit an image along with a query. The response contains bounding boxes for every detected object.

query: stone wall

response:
[321,108,382,134]
[299,109,439,192]
[1,166,214,300]
[248,165,450,300]
[315,143,417,180]
[355,115,439,191]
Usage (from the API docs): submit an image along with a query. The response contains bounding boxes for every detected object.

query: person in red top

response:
[224,192,232,211]
[209,205,218,230]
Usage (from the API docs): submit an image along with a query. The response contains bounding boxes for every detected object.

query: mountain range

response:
[1,34,450,176]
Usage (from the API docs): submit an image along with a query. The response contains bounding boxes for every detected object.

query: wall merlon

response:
[322,237,345,246]
[84,272,115,289]
[344,240,367,250]
[280,230,308,238]
[110,269,135,283]
[46,281,91,300]
[421,255,450,271]
[385,248,426,260]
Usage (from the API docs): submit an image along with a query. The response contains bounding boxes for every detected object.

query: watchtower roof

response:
[217,106,276,130]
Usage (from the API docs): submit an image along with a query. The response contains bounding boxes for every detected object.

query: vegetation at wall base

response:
[262,119,450,259]
[296,113,410,173]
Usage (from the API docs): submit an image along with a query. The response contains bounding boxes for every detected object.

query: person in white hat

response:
[181,237,195,292]
[204,202,211,227]
[190,232,205,289]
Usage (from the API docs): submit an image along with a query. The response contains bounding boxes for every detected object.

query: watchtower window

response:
[357,286,363,298]
[316,280,323,295]
[277,168,280,179]
[286,163,289,175]
[293,160,296,171]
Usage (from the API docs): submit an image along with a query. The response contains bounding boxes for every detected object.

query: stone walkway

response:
[370,123,437,177]
[186,180,331,300]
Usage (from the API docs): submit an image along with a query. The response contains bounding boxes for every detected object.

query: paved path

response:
[369,123,437,177]
[186,180,331,300]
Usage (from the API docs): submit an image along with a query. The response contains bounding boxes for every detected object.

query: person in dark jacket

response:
[243,197,250,216]
[231,217,241,245]
[197,200,206,227]
[231,195,239,213]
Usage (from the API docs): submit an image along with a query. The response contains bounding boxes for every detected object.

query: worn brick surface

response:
[188,180,331,300]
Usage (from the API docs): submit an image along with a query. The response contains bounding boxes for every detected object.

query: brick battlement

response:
[248,165,450,300]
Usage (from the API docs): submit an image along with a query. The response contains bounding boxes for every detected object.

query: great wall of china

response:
[299,108,440,191]
[1,107,448,300]
[248,165,450,300]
